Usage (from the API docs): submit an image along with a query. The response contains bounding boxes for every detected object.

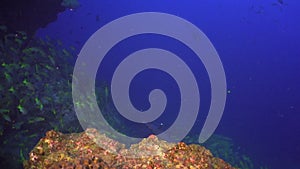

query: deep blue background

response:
[37,0,300,168]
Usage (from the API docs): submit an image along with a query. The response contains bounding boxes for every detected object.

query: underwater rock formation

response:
[24,128,236,169]
[0,0,65,38]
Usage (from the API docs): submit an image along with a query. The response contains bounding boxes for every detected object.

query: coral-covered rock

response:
[24,128,236,169]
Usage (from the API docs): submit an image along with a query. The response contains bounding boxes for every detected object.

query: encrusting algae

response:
[24,128,236,169]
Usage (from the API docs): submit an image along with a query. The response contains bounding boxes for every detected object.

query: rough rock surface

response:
[24,128,236,169]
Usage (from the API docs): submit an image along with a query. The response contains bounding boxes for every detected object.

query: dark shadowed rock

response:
[0,0,65,38]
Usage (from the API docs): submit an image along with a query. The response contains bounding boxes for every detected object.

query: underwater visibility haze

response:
[0,0,299,169]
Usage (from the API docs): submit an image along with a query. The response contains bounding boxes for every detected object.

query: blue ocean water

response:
[34,0,300,168]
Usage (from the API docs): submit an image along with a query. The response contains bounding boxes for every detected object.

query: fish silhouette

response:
[145,122,164,134]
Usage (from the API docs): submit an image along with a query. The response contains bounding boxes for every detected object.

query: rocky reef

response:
[0,0,79,38]
[24,128,236,169]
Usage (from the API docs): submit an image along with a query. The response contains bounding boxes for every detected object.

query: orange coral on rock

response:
[24,128,236,169]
